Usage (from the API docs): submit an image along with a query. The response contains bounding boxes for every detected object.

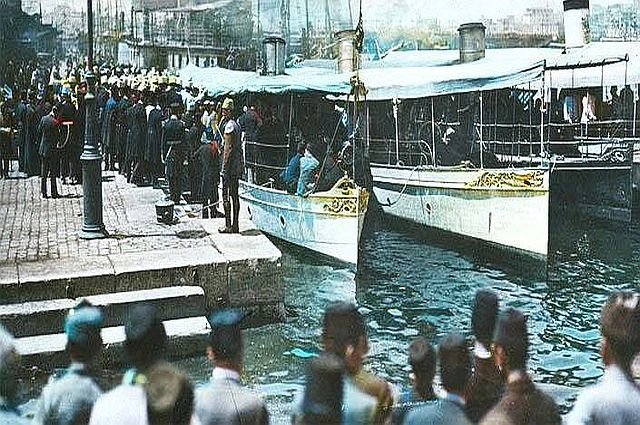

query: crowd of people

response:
[0,59,347,229]
[0,289,638,424]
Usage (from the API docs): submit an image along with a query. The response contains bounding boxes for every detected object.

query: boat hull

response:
[239,180,369,266]
[371,165,550,258]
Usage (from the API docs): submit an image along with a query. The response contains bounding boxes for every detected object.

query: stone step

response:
[15,316,211,370]
[0,286,206,338]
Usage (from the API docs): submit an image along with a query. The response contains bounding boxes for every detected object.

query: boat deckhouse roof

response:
[179,42,640,100]
[544,41,640,89]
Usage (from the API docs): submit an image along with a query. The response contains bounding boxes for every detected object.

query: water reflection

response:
[21,210,638,424]
[205,210,639,424]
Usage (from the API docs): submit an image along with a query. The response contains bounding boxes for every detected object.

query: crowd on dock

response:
[0,60,340,230]
[0,289,639,424]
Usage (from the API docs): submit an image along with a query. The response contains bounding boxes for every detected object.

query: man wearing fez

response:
[318,301,394,424]
[392,336,437,424]
[567,291,640,424]
[480,309,560,425]
[404,333,472,425]
[218,98,244,234]
[195,308,269,424]
[90,303,168,424]
[0,325,29,424]
[34,301,104,425]
[466,289,505,422]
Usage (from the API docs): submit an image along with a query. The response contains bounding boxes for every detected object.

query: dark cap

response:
[494,308,528,353]
[126,303,165,343]
[64,301,104,345]
[302,353,344,422]
[124,303,167,367]
[471,289,499,344]
[206,308,248,360]
[207,308,246,329]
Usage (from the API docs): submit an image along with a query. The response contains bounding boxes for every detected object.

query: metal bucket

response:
[155,200,174,224]
[335,29,359,73]
[458,22,486,63]
[263,36,286,76]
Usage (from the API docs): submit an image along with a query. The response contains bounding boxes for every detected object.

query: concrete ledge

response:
[0,286,206,338]
[85,286,206,328]
[16,316,210,370]
[0,299,76,338]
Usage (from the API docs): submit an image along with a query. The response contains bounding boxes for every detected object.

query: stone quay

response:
[0,170,283,372]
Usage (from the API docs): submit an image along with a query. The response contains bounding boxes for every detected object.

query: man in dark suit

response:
[480,309,561,425]
[404,333,472,425]
[162,110,186,204]
[195,308,269,425]
[38,105,60,198]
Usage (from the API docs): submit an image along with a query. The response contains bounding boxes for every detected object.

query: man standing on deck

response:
[218,98,243,234]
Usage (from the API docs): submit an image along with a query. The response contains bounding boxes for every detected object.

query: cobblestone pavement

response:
[0,169,219,265]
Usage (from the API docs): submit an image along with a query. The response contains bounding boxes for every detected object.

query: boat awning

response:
[179,64,353,97]
[545,42,640,89]
[358,58,546,101]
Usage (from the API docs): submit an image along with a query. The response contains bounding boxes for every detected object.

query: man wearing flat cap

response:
[34,301,105,425]
[195,308,269,425]
[218,98,244,234]
[480,309,560,425]
[0,325,29,424]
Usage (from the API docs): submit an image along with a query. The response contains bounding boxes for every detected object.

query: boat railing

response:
[369,137,434,167]
[370,118,637,168]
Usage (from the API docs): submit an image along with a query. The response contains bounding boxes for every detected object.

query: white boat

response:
[240,176,369,265]
[371,165,549,258]
[179,58,371,266]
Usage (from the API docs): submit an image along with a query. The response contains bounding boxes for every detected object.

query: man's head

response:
[145,362,194,425]
[0,324,19,402]
[493,308,529,373]
[600,291,640,370]
[471,289,499,349]
[408,337,436,397]
[64,300,104,363]
[438,333,471,396]
[206,308,246,371]
[296,142,307,155]
[221,97,234,118]
[124,303,167,370]
[321,302,368,375]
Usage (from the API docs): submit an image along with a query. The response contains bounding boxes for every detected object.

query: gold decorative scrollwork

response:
[466,170,545,189]
[323,198,358,214]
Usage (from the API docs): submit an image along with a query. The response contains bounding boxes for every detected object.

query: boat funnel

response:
[563,0,590,48]
[335,29,360,73]
[262,35,286,76]
[458,22,486,63]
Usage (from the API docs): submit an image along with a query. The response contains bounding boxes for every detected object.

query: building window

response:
[178,54,182,68]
